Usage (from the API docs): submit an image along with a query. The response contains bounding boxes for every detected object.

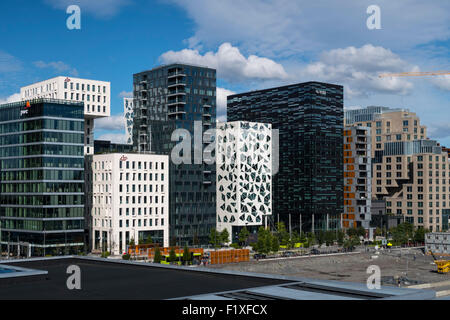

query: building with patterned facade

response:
[124,97,134,145]
[216,121,272,241]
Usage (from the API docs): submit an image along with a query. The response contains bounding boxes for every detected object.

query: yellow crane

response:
[379,71,450,78]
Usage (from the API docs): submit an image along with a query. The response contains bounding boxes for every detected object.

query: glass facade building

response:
[227,82,344,233]
[132,64,216,245]
[0,99,85,256]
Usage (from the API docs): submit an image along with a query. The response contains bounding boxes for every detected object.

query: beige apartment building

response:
[346,108,450,232]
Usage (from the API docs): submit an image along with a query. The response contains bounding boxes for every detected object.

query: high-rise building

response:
[0,99,85,256]
[90,153,169,255]
[124,97,134,145]
[216,121,272,240]
[228,82,344,233]
[343,126,372,229]
[346,107,450,232]
[20,76,111,155]
[132,64,217,245]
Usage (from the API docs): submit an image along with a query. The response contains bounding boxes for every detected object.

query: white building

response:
[20,76,111,155]
[425,232,450,255]
[90,153,169,255]
[124,97,134,145]
[216,121,272,240]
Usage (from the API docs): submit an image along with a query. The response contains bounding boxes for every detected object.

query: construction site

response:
[208,247,450,296]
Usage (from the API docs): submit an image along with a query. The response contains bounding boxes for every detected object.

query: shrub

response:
[122,253,131,260]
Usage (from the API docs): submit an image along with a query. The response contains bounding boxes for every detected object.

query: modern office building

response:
[20,76,111,155]
[425,232,450,255]
[89,153,169,255]
[343,126,372,229]
[124,97,134,145]
[94,140,134,154]
[132,63,217,245]
[346,107,450,231]
[216,121,272,240]
[0,99,85,256]
[227,82,344,233]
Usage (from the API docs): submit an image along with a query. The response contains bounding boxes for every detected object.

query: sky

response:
[0,0,449,145]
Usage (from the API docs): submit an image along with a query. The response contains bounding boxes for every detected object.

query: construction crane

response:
[379,71,450,78]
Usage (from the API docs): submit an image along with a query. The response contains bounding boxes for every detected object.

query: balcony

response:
[167,81,186,88]
[167,72,186,79]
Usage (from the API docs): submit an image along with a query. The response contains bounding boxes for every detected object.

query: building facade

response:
[425,232,450,255]
[90,153,169,255]
[216,121,272,240]
[132,63,216,245]
[343,126,372,229]
[20,76,111,155]
[227,82,344,233]
[0,99,85,256]
[346,107,450,232]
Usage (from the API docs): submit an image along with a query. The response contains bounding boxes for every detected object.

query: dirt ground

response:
[208,248,450,286]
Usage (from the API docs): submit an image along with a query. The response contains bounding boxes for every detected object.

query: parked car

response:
[310,248,320,255]
[282,251,295,257]
[253,253,266,260]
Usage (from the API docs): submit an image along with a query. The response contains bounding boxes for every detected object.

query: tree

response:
[238,227,250,246]
[209,229,220,247]
[144,236,153,244]
[153,246,162,263]
[317,231,325,247]
[276,222,290,246]
[169,247,177,264]
[220,229,230,245]
[413,227,428,243]
[182,246,191,265]
[129,238,135,246]
[271,235,280,253]
[193,232,200,246]
[324,231,335,247]
[337,230,345,246]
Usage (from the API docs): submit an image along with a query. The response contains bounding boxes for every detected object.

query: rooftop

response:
[0,256,436,300]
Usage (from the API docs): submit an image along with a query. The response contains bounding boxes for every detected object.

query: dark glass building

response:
[227,82,344,233]
[94,139,134,154]
[132,64,216,245]
[0,99,85,256]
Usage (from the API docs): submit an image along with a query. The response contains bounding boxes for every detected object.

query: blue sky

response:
[0,0,449,145]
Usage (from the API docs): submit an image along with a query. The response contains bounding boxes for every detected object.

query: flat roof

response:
[0,256,436,300]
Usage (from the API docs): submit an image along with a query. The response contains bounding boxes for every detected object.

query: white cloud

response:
[44,0,132,19]
[0,51,22,73]
[34,60,78,76]
[169,0,450,58]
[95,113,125,131]
[119,91,133,98]
[160,43,288,83]
[428,123,450,140]
[297,44,419,98]
[0,93,21,104]
[97,132,128,144]
[430,75,450,91]
[216,87,235,118]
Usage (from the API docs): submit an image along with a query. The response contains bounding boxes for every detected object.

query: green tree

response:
[153,246,162,263]
[238,227,250,246]
[182,246,191,265]
[209,229,220,247]
[129,238,135,246]
[169,247,177,264]
[337,230,345,246]
[220,229,230,245]
[413,227,428,243]
[324,231,335,247]
[317,231,325,247]
[144,236,153,244]
[271,235,280,253]
[276,222,290,246]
